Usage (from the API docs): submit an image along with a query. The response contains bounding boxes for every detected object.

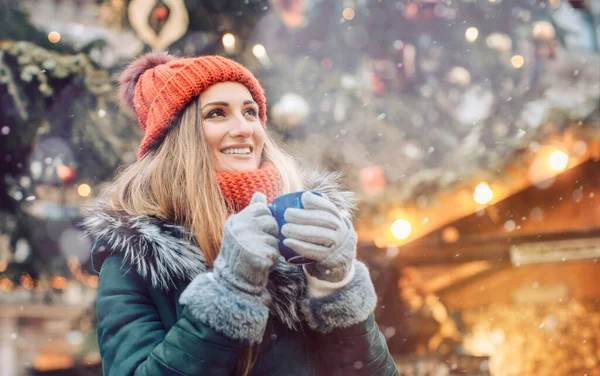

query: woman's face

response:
[199,82,265,172]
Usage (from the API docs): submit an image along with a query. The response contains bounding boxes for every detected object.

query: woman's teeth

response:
[222,147,251,155]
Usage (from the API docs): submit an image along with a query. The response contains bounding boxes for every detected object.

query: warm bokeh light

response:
[342,8,355,20]
[50,276,68,289]
[473,182,494,205]
[88,275,99,288]
[511,55,525,68]
[0,278,14,292]
[77,183,92,197]
[222,33,235,47]
[252,44,266,58]
[532,21,556,41]
[20,274,34,289]
[56,164,75,183]
[48,31,61,43]
[391,219,412,240]
[548,150,569,171]
[465,27,479,43]
[486,33,512,52]
[442,226,460,243]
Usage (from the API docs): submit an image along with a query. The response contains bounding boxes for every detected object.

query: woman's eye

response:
[206,109,225,118]
[244,108,258,117]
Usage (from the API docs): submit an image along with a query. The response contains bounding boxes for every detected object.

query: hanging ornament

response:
[128,0,189,51]
[271,0,306,29]
[271,93,310,128]
[153,6,169,20]
[56,164,76,184]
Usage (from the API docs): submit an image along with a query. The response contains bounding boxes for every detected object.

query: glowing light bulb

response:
[222,33,236,54]
[465,27,479,43]
[78,184,92,197]
[48,31,61,43]
[252,44,266,59]
[511,55,525,68]
[391,219,412,240]
[222,33,235,47]
[442,226,460,243]
[548,150,568,171]
[342,8,355,20]
[474,183,493,205]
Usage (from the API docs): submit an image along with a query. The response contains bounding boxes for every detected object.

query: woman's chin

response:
[217,158,260,172]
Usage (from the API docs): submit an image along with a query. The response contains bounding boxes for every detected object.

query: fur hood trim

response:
[83,169,355,330]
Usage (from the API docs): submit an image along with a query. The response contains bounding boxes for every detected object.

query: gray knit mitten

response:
[180,192,279,343]
[281,191,356,282]
[214,192,280,294]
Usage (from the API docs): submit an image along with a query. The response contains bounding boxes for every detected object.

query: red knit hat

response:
[118,52,267,159]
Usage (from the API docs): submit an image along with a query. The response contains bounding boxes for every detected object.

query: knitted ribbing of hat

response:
[216,161,282,213]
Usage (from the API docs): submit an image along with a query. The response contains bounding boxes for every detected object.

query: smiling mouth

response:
[221,146,253,155]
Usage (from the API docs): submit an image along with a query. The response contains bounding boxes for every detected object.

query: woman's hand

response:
[180,192,279,344]
[214,192,280,295]
[281,191,356,282]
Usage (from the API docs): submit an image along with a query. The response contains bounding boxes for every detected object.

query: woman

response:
[84,52,398,376]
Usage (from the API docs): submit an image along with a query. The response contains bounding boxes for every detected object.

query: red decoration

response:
[153,6,169,20]
[271,0,305,28]
[371,72,386,95]
[56,164,75,183]
[359,165,387,193]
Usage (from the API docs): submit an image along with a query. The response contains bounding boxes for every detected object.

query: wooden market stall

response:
[359,151,600,375]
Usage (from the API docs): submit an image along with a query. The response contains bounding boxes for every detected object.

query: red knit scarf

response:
[216,161,282,213]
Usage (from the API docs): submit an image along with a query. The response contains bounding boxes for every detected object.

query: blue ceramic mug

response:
[268,191,321,265]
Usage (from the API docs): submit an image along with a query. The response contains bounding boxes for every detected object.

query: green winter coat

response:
[84,173,399,376]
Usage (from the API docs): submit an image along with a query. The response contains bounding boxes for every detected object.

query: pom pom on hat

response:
[118,52,176,113]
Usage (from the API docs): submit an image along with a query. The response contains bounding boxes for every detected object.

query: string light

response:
[511,55,525,68]
[342,8,355,20]
[474,182,494,205]
[48,31,61,43]
[77,184,92,197]
[222,33,236,54]
[50,276,68,290]
[391,219,412,240]
[548,150,568,171]
[465,27,479,43]
[252,44,272,68]
[252,44,266,59]
[20,274,34,289]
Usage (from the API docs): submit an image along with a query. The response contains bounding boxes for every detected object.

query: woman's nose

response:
[229,116,253,138]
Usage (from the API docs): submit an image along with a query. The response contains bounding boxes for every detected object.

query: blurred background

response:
[0,0,599,375]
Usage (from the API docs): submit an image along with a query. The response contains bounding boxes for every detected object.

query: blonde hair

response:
[98,96,304,375]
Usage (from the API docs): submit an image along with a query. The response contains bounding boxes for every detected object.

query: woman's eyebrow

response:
[201,101,228,110]
[201,100,257,110]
